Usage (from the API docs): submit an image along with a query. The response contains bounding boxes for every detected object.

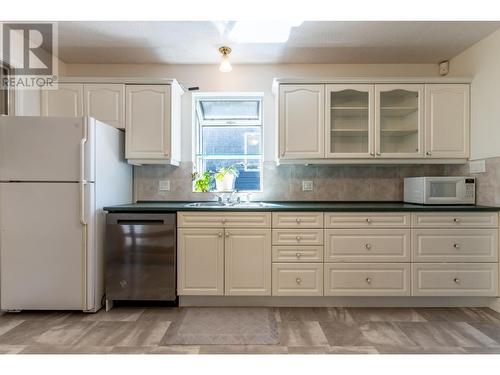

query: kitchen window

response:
[0,64,10,115]
[194,93,263,192]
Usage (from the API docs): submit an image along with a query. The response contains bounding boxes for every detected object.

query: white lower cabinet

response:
[272,263,323,296]
[324,263,411,296]
[177,228,224,296]
[412,263,498,297]
[177,211,500,299]
[225,229,271,296]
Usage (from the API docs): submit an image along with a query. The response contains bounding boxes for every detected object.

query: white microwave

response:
[404,176,475,205]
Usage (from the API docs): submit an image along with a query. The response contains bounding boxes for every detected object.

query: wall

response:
[450,28,500,161]
[65,62,446,202]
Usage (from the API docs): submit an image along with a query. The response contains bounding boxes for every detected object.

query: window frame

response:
[192,92,264,193]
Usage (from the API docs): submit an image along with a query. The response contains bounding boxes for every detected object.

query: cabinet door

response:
[125,85,171,159]
[375,84,424,158]
[41,83,83,117]
[279,84,324,159]
[84,84,125,129]
[325,84,374,158]
[225,229,271,295]
[425,84,469,158]
[177,228,224,295]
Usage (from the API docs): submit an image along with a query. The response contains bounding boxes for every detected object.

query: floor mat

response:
[161,307,279,345]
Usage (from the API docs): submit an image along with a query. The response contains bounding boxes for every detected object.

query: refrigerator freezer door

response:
[0,117,94,182]
[0,182,94,311]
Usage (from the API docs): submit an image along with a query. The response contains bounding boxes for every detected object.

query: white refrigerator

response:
[0,117,132,312]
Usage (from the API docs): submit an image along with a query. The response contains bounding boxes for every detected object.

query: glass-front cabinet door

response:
[325,84,374,158]
[375,84,424,158]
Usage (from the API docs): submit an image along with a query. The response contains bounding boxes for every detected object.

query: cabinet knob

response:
[453,218,460,223]
[296,277,302,284]
[281,152,285,156]
[426,151,432,156]
[453,243,460,249]
[364,243,372,250]
[376,152,381,156]
[296,236,301,241]
[296,252,302,258]
[218,232,222,237]
[222,218,227,223]
[454,278,461,284]
[366,218,372,223]
[296,218,301,224]
[225,232,229,237]
[366,277,372,284]
[370,152,375,157]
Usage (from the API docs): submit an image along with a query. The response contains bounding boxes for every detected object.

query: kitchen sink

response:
[184,201,280,208]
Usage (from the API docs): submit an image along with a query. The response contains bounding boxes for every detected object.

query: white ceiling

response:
[57,21,500,64]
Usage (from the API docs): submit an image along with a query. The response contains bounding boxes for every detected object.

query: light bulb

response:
[219,54,232,72]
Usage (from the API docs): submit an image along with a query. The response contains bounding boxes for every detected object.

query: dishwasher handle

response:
[106,213,176,225]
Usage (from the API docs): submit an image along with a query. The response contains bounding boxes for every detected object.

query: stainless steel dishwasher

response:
[105,213,176,308]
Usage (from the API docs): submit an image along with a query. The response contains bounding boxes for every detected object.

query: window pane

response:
[201,126,261,156]
[202,158,261,191]
[200,100,260,120]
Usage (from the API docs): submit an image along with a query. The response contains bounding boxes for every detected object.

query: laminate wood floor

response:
[1,307,500,354]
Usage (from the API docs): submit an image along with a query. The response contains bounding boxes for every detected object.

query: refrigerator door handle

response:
[80,121,88,225]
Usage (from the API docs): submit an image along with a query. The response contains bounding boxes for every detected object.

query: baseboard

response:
[180,296,496,308]
[489,298,500,313]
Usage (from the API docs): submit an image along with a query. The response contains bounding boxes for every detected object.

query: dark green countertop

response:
[104,201,500,213]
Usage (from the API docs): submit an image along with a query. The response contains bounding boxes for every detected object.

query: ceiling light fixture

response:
[218,46,232,72]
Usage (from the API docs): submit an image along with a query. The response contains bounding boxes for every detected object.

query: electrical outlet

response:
[159,180,171,192]
[302,180,313,191]
[469,160,486,174]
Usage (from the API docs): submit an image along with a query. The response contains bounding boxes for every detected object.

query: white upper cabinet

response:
[325,84,374,158]
[279,84,325,159]
[125,84,181,165]
[425,84,469,159]
[41,83,83,117]
[274,79,470,163]
[83,84,125,129]
[375,84,424,158]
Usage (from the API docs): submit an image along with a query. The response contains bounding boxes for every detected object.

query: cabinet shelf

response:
[381,129,418,136]
[330,129,368,137]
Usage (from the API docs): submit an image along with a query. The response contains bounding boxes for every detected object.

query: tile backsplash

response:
[134,162,451,202]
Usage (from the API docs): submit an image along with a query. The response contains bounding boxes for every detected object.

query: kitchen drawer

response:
[272,263,323,296]
[324,263,411,296]
[272,229,323,246]
[324,212,410,228]
[272,212,323,228]
[177,211,271,228]
[412,229,498,262]
[272,246,323,262]
[412,263,498,296]
[412,212,498,228]
[325,229,410,262]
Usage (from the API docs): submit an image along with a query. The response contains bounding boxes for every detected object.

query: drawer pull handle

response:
[453,218,460,223]
[296,277,302,284]
[296,218,301,224]
[453,243,460,249]
[296,236,301,241]
[366,277,372,284]
[218,232,222,237]
[454,278,461,284]
[296,252,302,258]
[366,218,372,223]
[364,243,372,250]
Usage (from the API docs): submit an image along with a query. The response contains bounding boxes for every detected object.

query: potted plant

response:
[192,171,214,192]
[214,165,239,192]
